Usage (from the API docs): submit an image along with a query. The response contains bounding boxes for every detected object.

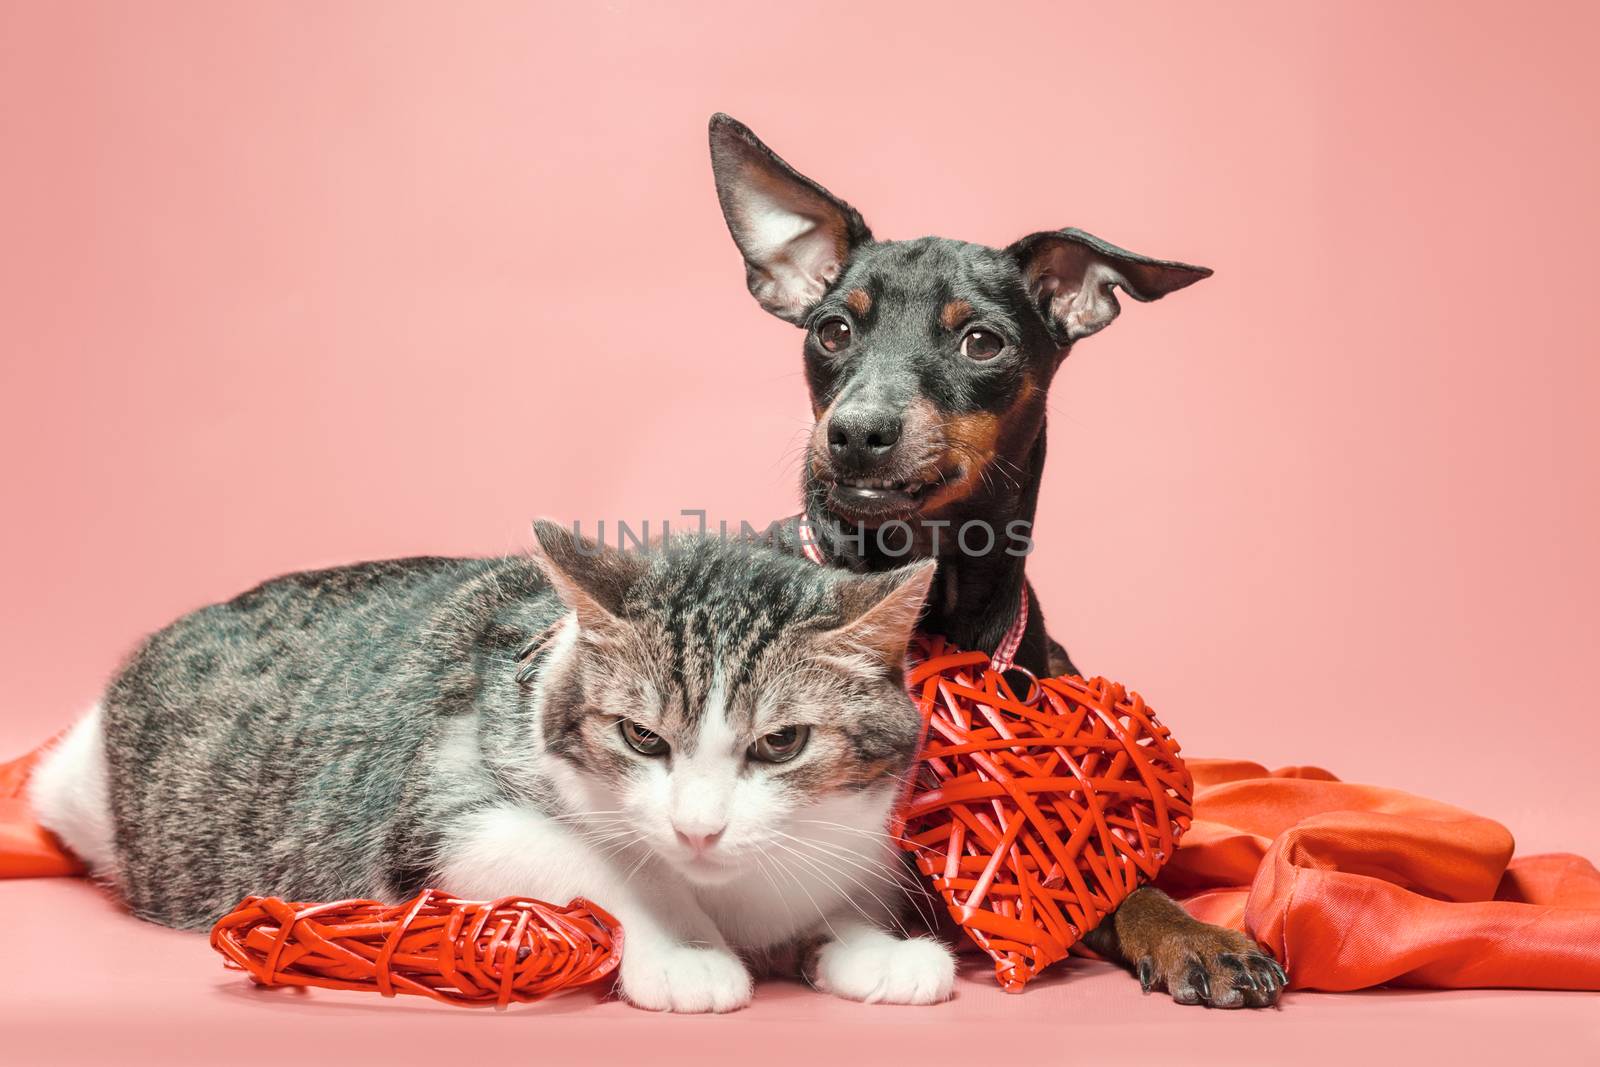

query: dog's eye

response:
[750,725,810,764]
[961,329,1005,361]
[620,719,670,757]
[817,318,853,353]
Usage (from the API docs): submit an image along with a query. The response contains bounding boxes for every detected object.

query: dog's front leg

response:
[1082,886,1286,1008]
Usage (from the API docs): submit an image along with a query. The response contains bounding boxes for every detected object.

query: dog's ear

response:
[1006,228,1212,345]
[709,113,872,324]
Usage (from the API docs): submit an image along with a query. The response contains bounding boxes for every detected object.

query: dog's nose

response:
[828,407,902,468]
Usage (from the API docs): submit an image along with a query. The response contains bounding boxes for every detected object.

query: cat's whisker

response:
[752,851,806,945]
[546,810,630,822]
[758,854,825,993]
[800,865,920,943]
[775,831,941,933]
[764,847,842,943]
[620,844,656,884]
[563,820,635,837]
[568,818,635,832]
[771,828,914,895]
[793,818,942,859]
[769,839,911,941]
[579,833,639,849]
[556,819,637,840]
[580,828,648,850]
[595,840,648,864]
[775,841,933,936]
[784,850,913,943]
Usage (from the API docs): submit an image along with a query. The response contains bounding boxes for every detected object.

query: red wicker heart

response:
[896,635,1193,992]
[210,891,621,1007]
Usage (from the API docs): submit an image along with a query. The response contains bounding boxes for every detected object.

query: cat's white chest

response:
[692,839,901,951]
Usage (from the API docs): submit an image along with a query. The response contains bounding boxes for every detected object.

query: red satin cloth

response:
[0,742,85,878]
[1157,759,1600,991]
[4,744,1598,991]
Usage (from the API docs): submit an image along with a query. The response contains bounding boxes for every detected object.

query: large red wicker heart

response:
[896,635,1193,992]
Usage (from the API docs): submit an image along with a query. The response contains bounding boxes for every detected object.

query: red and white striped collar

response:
[796,514,1030,674]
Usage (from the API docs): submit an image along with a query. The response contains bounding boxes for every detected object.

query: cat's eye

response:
[960,328,1005,361]
[620,719,669,757]
[750,724,810,764]
[816,318,853,353]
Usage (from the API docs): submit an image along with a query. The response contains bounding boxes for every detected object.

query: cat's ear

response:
[709,113,873,324]
[823,560,936,670]
[1006,227,1211,345]
[530,520,647,635]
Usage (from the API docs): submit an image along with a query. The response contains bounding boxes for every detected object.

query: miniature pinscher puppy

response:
[709,114,1285,1008]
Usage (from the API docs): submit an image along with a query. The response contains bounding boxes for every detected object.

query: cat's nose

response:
[673,824,726,855]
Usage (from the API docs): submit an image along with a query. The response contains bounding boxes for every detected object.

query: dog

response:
[709,114,1286,1008]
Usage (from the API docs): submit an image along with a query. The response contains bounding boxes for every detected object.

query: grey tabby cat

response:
[30,523,955,1012]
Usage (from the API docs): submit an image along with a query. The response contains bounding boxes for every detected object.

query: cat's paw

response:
[619,942,754,1014]
[813,935,956,1005]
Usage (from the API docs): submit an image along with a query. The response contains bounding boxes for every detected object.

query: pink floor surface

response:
[4,878,1594,1067]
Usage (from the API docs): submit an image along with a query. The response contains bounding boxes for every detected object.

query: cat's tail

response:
[1,717,93,878]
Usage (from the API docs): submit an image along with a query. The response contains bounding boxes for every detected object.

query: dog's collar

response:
[795,515,1029,674]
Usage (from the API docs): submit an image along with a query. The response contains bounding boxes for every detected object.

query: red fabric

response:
[1158,759,1600,990]
[0,741,85,878]
[4,743,1599,991]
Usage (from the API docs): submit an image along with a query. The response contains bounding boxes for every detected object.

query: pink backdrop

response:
[2,3,1597,856]
[3,2,1599,1061]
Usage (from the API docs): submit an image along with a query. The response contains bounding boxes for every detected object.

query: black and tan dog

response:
[709,114,1285,1008]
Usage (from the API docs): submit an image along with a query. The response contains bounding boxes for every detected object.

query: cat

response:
[29,522,955,1012]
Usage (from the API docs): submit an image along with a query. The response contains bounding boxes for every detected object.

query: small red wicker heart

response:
[896,635,1193,992]
[210,891,621,1007]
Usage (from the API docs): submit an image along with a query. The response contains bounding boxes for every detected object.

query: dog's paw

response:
[1136,920,1286,1009]
[814,935,956,1005]
[619,941,753,1013]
